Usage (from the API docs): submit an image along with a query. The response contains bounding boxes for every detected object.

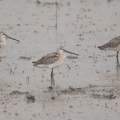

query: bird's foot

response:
[48,86,54,90]
[48,85,60,100]
[48,85,60,92]
[48,85,56,90]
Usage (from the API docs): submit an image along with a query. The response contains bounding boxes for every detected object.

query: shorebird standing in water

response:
[0,32,20,54]
[32,47,79,87]
[98,35,120,67]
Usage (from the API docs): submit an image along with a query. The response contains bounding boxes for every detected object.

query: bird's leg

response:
[50,68,55,87]
[116,51,120,68]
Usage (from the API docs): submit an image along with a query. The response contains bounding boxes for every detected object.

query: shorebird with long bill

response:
[0,32,20,54]
[98,35,120,67]
[32,46,79,87]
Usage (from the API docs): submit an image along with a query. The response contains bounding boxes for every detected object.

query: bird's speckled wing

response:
[33,52,59,66]
[98,36,120,49]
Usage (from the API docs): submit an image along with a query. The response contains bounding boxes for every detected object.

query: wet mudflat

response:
[1,0,120,119]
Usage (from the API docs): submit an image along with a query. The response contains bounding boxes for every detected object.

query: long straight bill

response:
[5,34,20,42]
[63,49,79,56]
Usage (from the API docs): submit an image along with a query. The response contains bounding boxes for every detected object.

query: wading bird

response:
[0,32,20,54]
[98,35,120,67]
[32,47,79,87]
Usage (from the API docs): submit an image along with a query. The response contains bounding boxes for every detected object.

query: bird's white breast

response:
[49,52,66,69]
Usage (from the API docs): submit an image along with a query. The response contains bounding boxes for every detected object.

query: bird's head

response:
[0,31,20,42]
[57,46,79,56]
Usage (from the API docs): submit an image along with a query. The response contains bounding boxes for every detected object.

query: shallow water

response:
[1,0,120,120]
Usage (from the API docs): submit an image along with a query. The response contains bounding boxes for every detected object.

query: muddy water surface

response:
[0,0,120,120]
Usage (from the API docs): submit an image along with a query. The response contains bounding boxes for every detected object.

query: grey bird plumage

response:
[32,47,79,87]
[98,35,120,67]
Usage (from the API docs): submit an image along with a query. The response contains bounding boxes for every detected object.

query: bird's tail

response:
[32,61,36,66]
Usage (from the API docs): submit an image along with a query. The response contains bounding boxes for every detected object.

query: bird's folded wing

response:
[33,52,59,66]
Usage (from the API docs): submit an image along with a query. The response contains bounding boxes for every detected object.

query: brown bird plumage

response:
[32,52,59,66]
[98,35,120,67]
[32,47,79,87]
[98,35,120,50]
